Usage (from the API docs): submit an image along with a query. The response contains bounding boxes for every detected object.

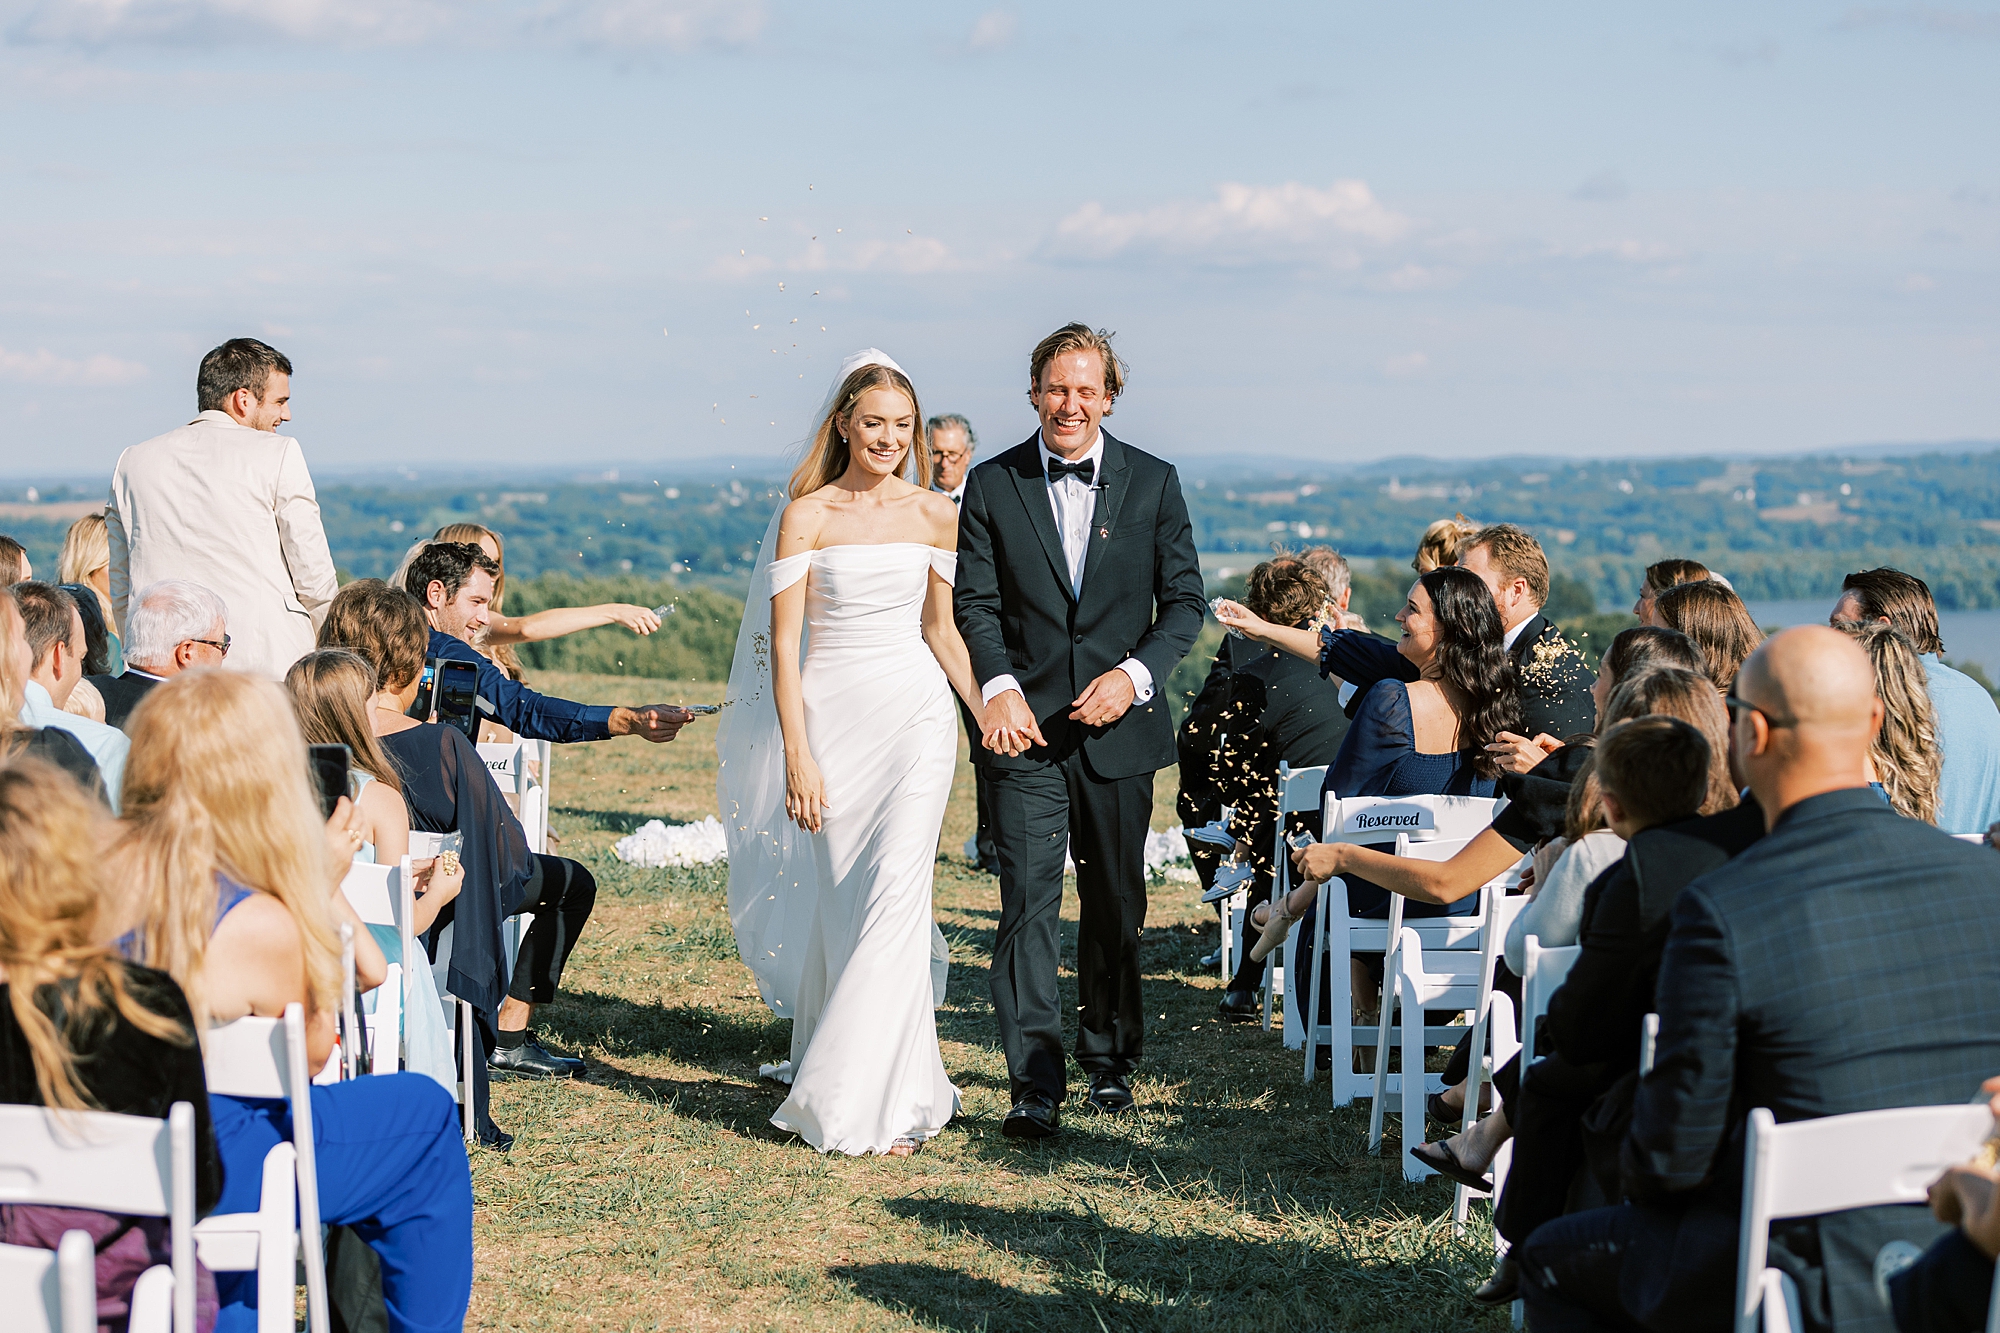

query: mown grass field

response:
[470,671,1503,1332]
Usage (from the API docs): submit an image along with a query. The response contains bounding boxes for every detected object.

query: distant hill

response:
[9,443,2000,610]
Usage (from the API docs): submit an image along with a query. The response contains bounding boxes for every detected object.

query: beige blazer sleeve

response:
[106,457,132,637]
[274,439,339,627]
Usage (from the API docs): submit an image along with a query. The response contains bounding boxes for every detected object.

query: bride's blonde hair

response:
[788,363,928,500]
[115,670,341,1030]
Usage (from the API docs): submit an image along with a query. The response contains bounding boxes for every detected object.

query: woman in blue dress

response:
[1218,564,1522,961]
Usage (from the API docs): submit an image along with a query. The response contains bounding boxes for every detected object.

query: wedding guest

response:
[57,511,123,674]
[1198,560,1350,1020]
[0,757,221,1331]
[87,580,230,731]
[393,523,662,687]
[402,542,689,747]
[1887,1078,2000,1331]
[1302,546,1366,631]
[0,592,105,801]
[1833,566,2000,836]
[1631,557,1710,626]
[1517,626,2000,1332]
[0,534,28,584]
[927,417,999,873]
[323,580,597,1122]
[1223,565,1521,962]
[1492,624,1709,775]
[1842,622,1942,823]
[107,338,337,682]
[115,669,471,1332]
[11,582,129,809]
[283,650,412,872]
[1413,516,1481,573]
[929,413,977,506]
[59,578,114,676]
[1654,577,1762,691]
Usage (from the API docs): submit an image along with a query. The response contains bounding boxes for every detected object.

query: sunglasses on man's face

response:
[1724,693,1797,729]
[187,635,231,657]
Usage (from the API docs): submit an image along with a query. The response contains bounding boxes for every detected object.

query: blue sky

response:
[1,0,1995,476]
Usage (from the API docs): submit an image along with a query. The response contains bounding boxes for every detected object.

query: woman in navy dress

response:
[1218,565,1521,959]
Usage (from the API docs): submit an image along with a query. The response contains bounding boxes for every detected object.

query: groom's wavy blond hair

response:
[789,363,928,500]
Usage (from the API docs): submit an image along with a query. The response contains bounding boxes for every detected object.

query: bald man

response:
[1519,626,2000,1333]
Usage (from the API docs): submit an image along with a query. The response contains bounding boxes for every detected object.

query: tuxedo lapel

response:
[1005,439,1075,603]
[1079,432,1131,603]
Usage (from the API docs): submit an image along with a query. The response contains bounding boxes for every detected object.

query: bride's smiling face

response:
[841,387,917,481]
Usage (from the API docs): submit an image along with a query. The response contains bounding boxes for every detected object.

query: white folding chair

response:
[1737,1102,1998,1333]
[1226,763,1326,1033]
[1450,892,1530,1228]
[477,741,543,972]
[0,1101,196,1333]
[197,1004,330,1333]
[1517,935,1583,1077]
[1305,793,1504,1103]
[341,859,415,1076]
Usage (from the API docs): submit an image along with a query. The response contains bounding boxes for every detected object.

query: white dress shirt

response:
[21,680,129,812]
[979,432,1155,708]
[943,481,966,507]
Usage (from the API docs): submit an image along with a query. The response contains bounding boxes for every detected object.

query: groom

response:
[955,322,1206,1138]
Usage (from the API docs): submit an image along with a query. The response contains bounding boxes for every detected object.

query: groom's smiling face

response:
[1034,350,1111,459]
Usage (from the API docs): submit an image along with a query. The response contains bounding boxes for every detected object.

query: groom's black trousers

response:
[987,751,1152,1104]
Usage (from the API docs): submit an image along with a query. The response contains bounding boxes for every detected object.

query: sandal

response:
[886,1136,921,1157]
[1426,1091,1462,1128]
[1409,1139,1493,1192]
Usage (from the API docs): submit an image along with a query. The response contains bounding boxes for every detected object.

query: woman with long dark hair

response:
[1219,565,1522,959]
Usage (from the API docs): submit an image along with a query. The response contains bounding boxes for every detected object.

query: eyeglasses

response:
[187,635,231,657]
[1724,692,1797,729]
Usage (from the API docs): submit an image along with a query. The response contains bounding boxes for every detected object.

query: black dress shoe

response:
[489,1036,582,1079]
[1471,1256,1519,1304]
[1217,989,1260,1023]
[476,1123,515,1152]
[1087,1072,1135,1114]
[1002,1093,1061,1140]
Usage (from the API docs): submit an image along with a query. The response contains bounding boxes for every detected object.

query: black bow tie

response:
[1047,458,1095,486]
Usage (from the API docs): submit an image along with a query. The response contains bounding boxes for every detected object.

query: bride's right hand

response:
[786,755,831,833]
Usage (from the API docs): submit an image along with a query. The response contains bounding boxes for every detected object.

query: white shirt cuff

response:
[980,674,1024,706]
[1338,681,1357,709]
[1117,658,1155,704]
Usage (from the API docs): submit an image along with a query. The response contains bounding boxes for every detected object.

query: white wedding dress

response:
[720,537,962,1154]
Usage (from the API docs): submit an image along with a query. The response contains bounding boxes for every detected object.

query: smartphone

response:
[308,744,351,820]
[406,658,438,720]
[680,704,723,715]
[434,659,480,740]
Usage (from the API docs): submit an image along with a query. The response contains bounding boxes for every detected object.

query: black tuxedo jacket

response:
[89,672,160,733]
[955,431,1207,780]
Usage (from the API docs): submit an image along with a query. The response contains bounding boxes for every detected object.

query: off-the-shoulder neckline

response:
[773,542,956,556]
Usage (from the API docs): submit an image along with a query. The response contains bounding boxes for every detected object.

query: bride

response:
[717,349,984,1156]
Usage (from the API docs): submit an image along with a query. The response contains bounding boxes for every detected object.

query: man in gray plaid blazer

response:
[1518,626,2000,1333]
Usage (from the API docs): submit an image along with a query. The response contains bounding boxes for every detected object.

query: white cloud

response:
[5,0,766,50]
[0,345,147,384]
[1382,351,1430,377]
[1049,179,1410,266]
[967,8,1014,51]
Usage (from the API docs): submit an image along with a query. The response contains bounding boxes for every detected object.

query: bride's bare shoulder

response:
[912,488,958,544]
[776,493,828,551]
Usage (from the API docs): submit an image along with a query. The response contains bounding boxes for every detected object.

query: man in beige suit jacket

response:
[106,338,339,682]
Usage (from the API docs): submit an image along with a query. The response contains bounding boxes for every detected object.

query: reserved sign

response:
[1343,804,1436,834]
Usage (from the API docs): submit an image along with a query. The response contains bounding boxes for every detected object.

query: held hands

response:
[785,754,831,833]
[981,690,1045,758]
[611,705,693,743]
[1487,730,1563,774]
[1070,669,1136,729]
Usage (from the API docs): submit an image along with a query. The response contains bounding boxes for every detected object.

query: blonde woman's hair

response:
[0,756,188,1110]
[431,522,526,681]
[1413,515,1481,573]
[0,598,25,748]
[115,670,341,1029]
[1842,622,1941,824]
[1602,665,1738,816]
[57,513,115,627]
[284,650,404,792]
[789,363,928,501]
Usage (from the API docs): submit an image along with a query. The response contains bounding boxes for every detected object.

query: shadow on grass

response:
[539,989,785,1077]
[552,806,658,835]
[833,1194,1494,1332]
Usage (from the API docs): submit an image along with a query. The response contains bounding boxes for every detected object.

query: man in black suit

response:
[1517,626,2000,1333]
[932,412,1002,875]
[955,323,1206,1138]
[88,578,232,731]
[1321,523,1596,742]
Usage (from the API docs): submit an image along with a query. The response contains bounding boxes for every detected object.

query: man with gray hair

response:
[87,579,231,731]
[107,337,338,681]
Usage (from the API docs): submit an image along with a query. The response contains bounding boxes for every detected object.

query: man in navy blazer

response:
[1518,626,2000,1333]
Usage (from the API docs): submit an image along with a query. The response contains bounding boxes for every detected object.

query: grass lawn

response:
[469,671,1504,1331]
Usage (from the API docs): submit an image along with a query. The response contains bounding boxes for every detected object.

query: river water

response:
[1746,598,2000,678]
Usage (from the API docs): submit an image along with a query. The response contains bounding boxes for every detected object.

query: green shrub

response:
[505,575,743,682]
